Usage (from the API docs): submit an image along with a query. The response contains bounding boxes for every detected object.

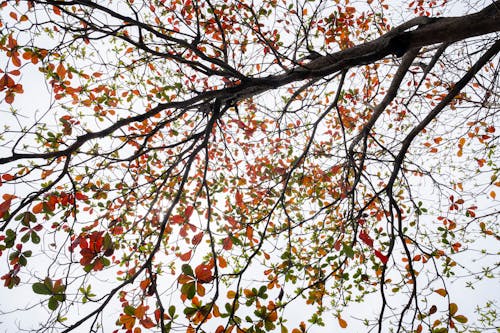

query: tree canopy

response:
[0,0,499,332]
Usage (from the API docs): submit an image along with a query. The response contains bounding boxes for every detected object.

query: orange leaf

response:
[434,288,447,297]
[196,282,206,296]
[134,304,149,319]
[227,290,236,299]
[179,250,192,261]
[140,317,155,329]
[218,256,227,268]
[338,316,348,328]
[56,63,66,79]
[4,91,14,104]
[41,169,53,179]
[11,54,21,67]
[246,225,253,240]
[32,202,45,214]
[53,5,61,15]
[119,314,136,330]
[139,278,150,291]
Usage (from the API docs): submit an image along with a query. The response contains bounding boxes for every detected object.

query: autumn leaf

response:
[140,317,156,329]
[195,264,213,283]
[434,288,447,297]
[32,202,45,214]
[0,198,12,217]
[134,304,149,319]
[179,250,192,261]
[374,250,388,264]
[359,230,374,248]
[119,314,136,330]
[338,315,348,328]
[222,236,233,250]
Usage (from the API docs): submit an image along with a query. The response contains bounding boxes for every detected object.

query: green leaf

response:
[21,232,30,243]
[181,282,196,299]
[31,232,40,244]
[342,243,354,259]
[124,305,135,316]
[100,256,110,267]
[181,264,194,277]
[453,315,468,323]
[32,282,52,295]
[19,255,27,266]
[183,306,197,316]
[168,305,176,318]
[48,296,59,311]
[103,233,113,250]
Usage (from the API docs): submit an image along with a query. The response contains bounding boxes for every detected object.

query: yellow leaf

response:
[490,191,496,199]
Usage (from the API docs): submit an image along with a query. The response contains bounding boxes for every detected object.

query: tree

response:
[0,0,499,332]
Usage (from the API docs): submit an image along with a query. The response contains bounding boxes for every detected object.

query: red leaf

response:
[75,192,88,201]
[0,199,12,217]
[184,205,194,219]
[2,173,14,181]
[191,232,203,245]
[179,250,192,261]
[374,250,388,264]
[171,214,184,224]
[195,264,213,283]
[359,230,374,248]
[223,236,233,250]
